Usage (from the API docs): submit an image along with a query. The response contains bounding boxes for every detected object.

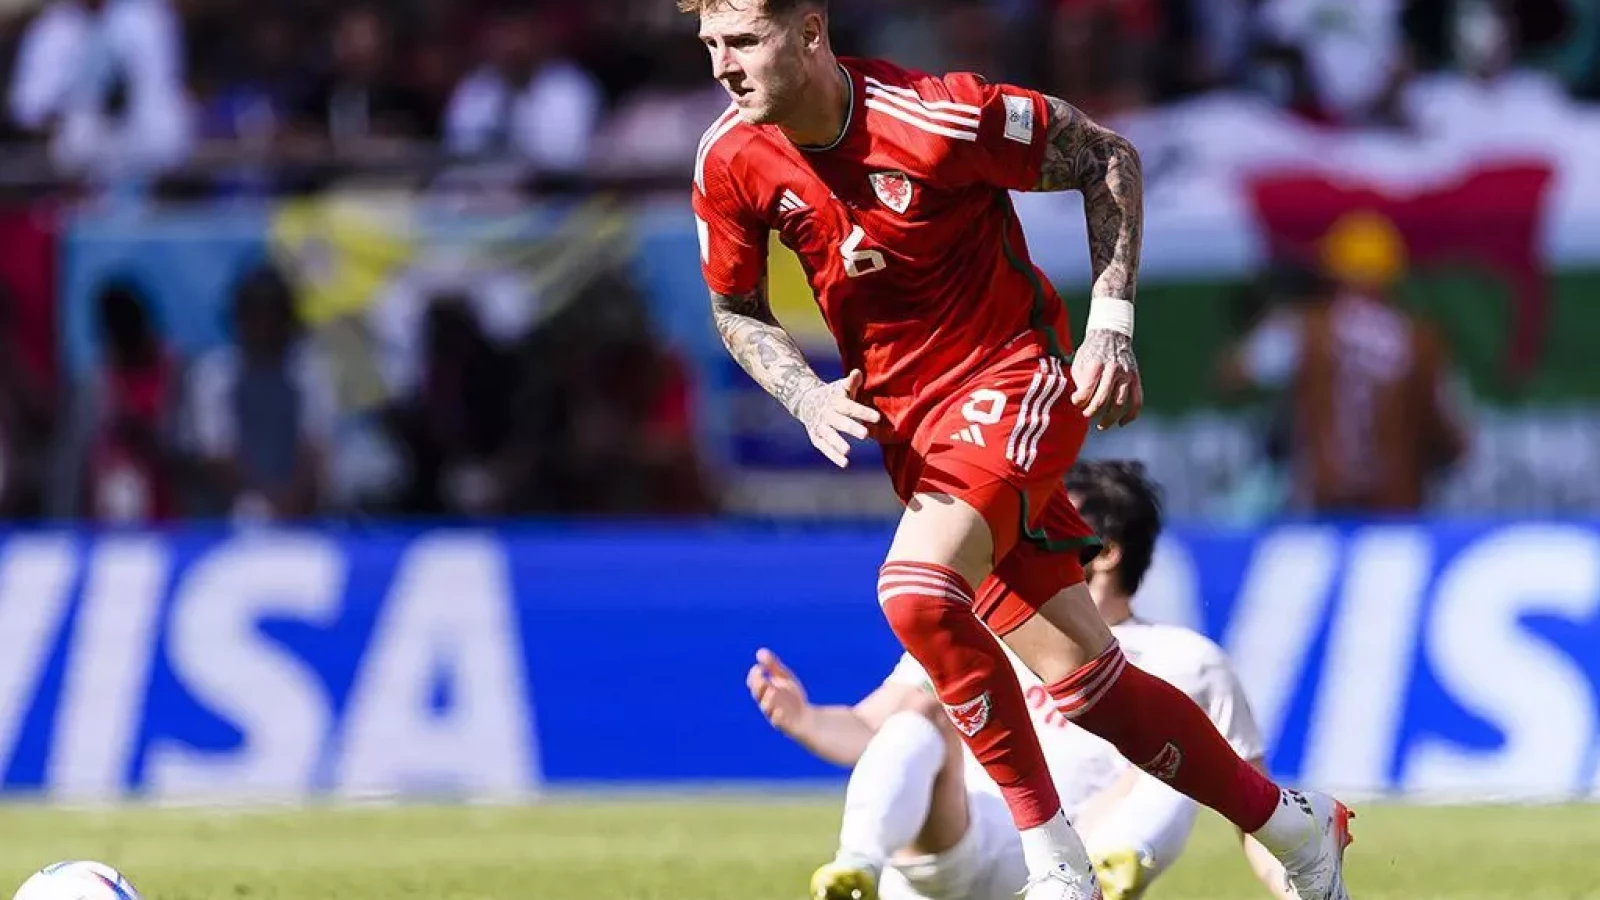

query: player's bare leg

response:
[878,493,1098,899]
[812,690,971,900]
[999,584,1354,900]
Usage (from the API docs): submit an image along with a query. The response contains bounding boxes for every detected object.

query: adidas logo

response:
[949,425,985,446]
[779,189,807,214]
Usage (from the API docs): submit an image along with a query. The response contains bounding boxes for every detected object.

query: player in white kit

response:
[747,462,1298,900]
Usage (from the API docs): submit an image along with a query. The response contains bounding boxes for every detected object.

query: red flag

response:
[1245,161,1556,382]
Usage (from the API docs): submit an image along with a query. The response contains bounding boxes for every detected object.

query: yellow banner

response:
[766,234,831,345]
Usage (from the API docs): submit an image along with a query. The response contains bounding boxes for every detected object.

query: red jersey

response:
[692,57,1072,444]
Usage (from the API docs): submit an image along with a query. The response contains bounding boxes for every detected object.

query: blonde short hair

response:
[675,0,824,18]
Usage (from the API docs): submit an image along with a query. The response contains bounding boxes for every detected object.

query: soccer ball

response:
[11,862,142,900]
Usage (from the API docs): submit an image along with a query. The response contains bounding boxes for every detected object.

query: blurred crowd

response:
[0,0,1589,524]
[0,0,1595,185]
[0,249,720,525]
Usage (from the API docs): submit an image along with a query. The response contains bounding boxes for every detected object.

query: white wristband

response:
[1085,296,1135,338]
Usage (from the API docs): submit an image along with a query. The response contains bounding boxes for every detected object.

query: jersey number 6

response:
[840,224,887,278]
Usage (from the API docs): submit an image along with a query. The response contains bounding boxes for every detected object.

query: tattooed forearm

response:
[1035,95,1144,306]
[711,279,826,417]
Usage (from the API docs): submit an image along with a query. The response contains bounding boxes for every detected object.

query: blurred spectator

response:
[859,0,953,77]
[51,277,181,523]
[1241,27,1334,123]
[1253,0,1412,127]
[523,278,717,516]
[191,9,301,153]
[1187,0,1254,90]
[1047,0,1206,114]
[398,4,467,144]
[287,4,431,155]
[1403,0,1573,142]
[183,263,336,522]
[1219,264,1319,463]
[589,24,727,176]
[443,5,601,173]
[386,291,520,517]
[8,0,192,180]
[938,1,1005,80]
[0,284,54,518]
[1219,220,1471,515]
[1539,0,1600,100]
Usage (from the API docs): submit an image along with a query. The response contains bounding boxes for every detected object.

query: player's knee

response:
[877,560,978,644]
[899,684,946,724]
[892,692,966,777]
[879,592,974,654]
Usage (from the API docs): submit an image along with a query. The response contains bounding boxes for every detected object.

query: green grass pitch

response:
[0,797,1594,899]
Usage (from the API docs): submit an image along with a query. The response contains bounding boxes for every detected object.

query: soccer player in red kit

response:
[682,2,1354,899]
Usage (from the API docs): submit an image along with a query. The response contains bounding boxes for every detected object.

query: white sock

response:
[835,710,947,873]
[1019,808,1094,881]
[1250,789,1317,860]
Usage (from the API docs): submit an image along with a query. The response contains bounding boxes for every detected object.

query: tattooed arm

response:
[712,279,880,467]
[1035,95,1145,429]
[712,278,823,417]
[1035,95,1144,305]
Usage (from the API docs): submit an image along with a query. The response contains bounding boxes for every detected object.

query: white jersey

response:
[884,617,1265,817]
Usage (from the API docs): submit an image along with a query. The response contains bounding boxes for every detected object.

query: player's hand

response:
[794,369,882,468]
[747,648,813,738]
[1091,847,1153,900]
[1071,329,1144,430]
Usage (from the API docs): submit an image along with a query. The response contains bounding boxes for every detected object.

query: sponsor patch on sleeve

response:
[1002,94,1034,145]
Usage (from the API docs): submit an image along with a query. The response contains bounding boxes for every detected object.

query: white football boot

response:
[1019,862,1103,900]
[1280,790,1355,900]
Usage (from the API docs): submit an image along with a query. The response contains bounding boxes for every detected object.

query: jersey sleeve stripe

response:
[694,214,710,262]
[693,105,742,193]
[696,104,739,157]
[864,98,979,141]
[862,75,981,114]
[863,86,982,128]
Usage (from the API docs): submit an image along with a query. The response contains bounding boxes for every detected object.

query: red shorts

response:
[881,348,1102,635]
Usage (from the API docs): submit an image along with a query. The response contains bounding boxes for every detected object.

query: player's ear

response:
[799,9,824,52]
[1090,541,1123,576]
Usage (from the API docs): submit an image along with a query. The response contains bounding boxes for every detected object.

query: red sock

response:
[878,561,1061,830]
[1049,641,1280,832]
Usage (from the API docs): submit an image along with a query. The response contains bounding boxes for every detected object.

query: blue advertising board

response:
[0,521,1595,802]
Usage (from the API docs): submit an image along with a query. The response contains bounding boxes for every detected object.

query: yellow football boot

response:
[1091,848,1153,900]
[809,862,878,900]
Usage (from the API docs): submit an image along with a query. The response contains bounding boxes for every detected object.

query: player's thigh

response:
[929,351,1091,544]
[888,354,1082,582]
[980,490,1115,682]
[887,351,1093,590]
[886,487,1004,591]
[880,437,994,587]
